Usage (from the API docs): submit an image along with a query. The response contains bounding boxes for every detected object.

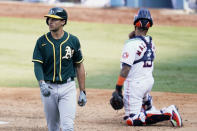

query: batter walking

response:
[110,8,183,127]
[32,7,87,131]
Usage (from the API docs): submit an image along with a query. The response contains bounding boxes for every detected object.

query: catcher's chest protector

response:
[133,36,155,65]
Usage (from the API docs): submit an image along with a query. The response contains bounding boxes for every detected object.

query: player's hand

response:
[78,90,87,106]
[129,31,135,39]
[39,81,51,97]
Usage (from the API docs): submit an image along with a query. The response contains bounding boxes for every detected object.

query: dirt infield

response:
[0,88,197,131]
[0,1,197,131]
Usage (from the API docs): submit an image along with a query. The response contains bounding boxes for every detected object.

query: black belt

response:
[46,77,74,84]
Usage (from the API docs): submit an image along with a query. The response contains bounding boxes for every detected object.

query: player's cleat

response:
[169,105,182,127]
[126,117,133,126]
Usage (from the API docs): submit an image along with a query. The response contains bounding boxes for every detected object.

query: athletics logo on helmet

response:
[44,7,68,25]
[133,8,153,29]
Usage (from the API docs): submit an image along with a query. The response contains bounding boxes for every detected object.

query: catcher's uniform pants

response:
[123,78,172,126]
[41,81,76,131]
[123,78,154,116]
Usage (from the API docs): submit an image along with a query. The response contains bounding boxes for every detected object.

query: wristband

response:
[116,76,126,86]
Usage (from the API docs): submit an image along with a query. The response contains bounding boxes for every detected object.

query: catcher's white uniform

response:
[120,36,182,127]
[120,36,156,116]
[118,7,182,126]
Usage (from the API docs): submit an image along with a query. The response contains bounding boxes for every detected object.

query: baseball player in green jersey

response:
[32,7,86,131]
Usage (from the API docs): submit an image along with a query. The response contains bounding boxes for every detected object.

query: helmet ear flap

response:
[135,21,142,27]
[135,20,151,29]
[146,21,151,28]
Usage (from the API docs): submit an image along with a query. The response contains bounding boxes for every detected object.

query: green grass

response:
[0,17,197,93]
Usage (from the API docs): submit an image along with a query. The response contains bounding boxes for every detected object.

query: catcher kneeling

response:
[110,8,182,127]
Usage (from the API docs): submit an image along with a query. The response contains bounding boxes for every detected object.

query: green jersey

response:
[32,31,83,82]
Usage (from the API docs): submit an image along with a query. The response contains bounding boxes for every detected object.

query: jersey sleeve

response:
[72,37,83,64]
[120,41,136,66]
[34,62,44,81]
[32,39,43,64]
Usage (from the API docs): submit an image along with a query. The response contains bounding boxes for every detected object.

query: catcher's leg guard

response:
[142,94,153,111]
[144,111,171,125]
[124,107,172,126]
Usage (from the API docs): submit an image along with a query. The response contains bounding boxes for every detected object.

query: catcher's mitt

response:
[110,91,123,110]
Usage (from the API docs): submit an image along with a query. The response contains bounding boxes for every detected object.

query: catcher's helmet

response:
[133,8,153,28]
[44,7,68,25]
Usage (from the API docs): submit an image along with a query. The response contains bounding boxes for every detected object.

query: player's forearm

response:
[76,62,86,91]
[34,62,44,82]
[119,64,131,78]
[116,63,131,92]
